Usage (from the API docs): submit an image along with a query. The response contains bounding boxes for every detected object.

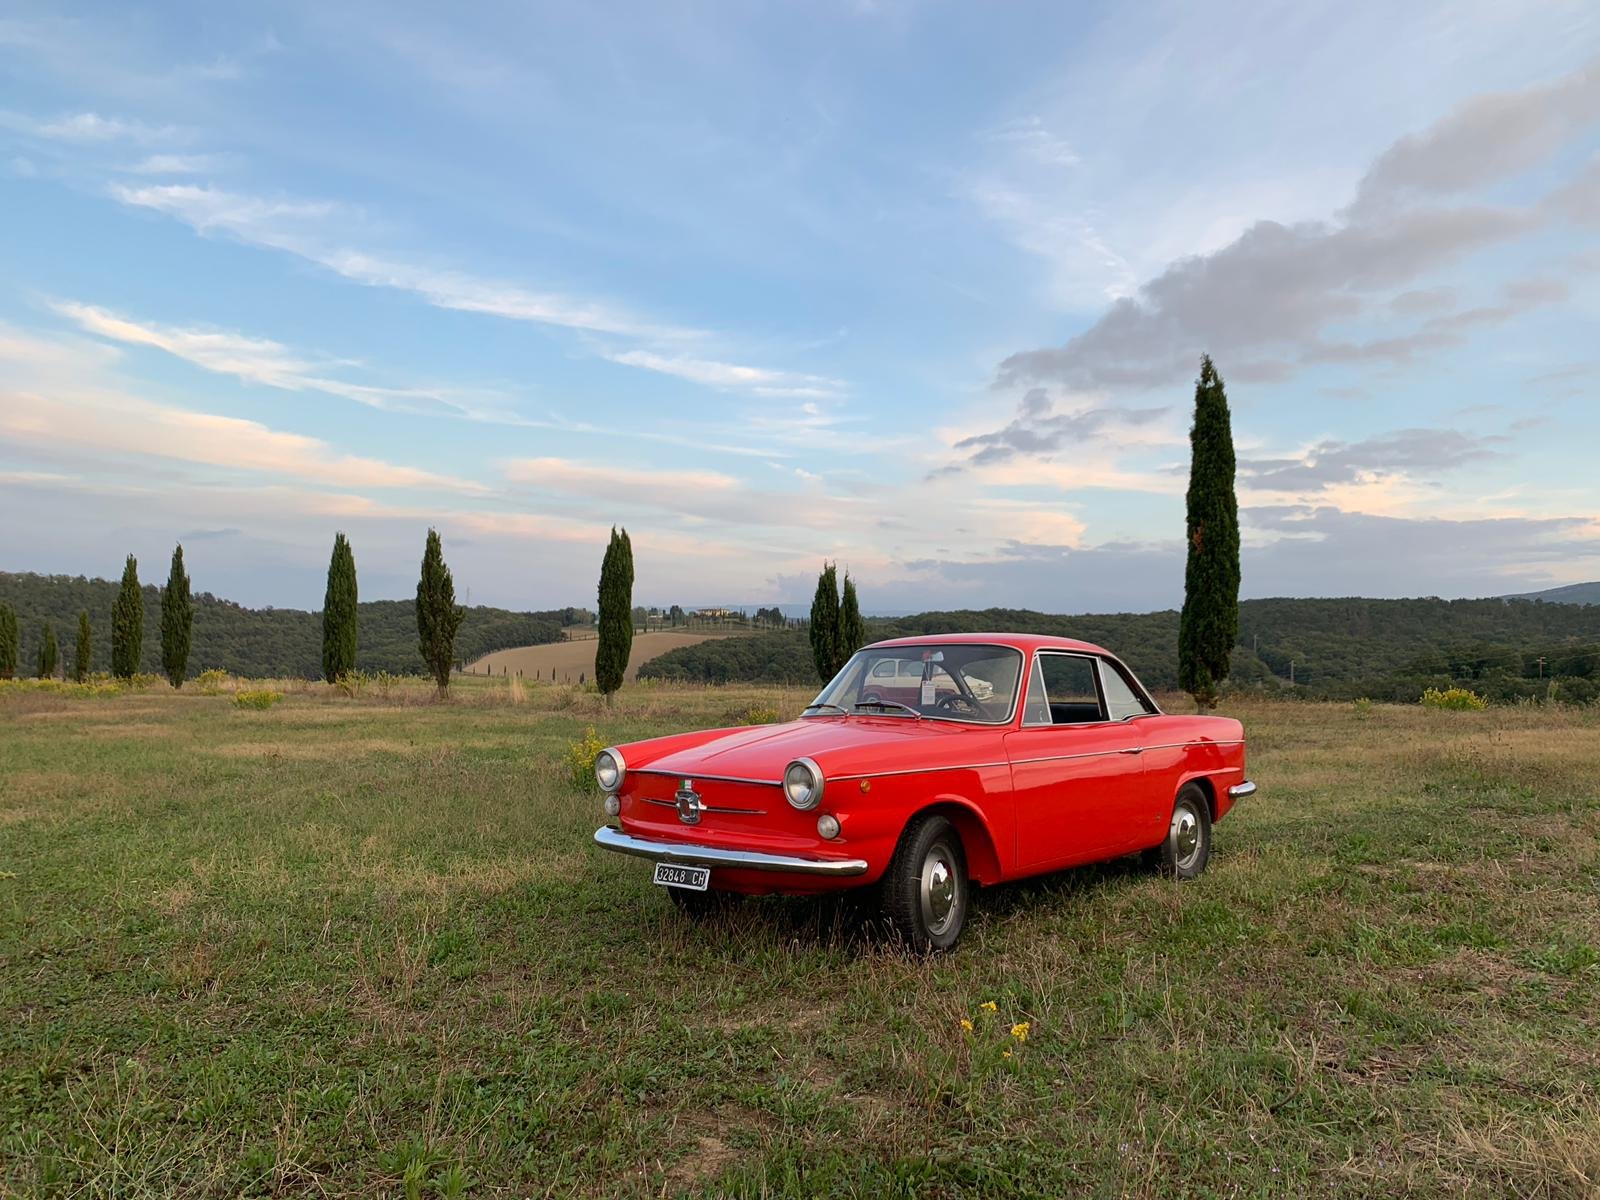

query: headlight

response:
[783,757,823,810]
[595,748,625,793]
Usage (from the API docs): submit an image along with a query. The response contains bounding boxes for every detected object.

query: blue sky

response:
[1,2,1597,613]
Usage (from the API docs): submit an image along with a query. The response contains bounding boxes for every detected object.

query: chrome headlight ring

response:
[595,747,626,794]
[783,756,824,811]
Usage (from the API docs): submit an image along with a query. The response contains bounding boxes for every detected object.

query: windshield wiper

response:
[801,702,848,715]
[852,699,922,719]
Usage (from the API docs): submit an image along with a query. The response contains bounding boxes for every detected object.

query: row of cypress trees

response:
[809,562,865,683]
[0,547,195,684]
[319,528,466,695]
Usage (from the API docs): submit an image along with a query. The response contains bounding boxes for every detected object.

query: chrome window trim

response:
[1022,650,1110,727]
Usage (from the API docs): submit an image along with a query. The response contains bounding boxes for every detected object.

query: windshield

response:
[804,643,1024,724]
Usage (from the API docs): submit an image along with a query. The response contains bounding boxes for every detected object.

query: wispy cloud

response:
[1,109,182,143]
[603,349,845,398]
[51,299,502,418]
[108,184,849,396]
[1,386,486,494]
[110,183,691,340]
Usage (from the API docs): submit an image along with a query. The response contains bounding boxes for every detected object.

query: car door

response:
[1094,655,1170,855]
[1004,652,1147,870]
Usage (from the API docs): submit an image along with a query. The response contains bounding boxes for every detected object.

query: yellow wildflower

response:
[979,1001,997,1014]
[1010,1022,1030,1043]
[1002,1049,1013,1059]
[960,1018,974,1033]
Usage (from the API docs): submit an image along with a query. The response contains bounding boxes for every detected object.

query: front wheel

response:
[880,814,968,953]
[1156,784,1212,879]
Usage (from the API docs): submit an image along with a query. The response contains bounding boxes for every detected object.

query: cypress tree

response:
[1178,354,1241,711]
[161,543,193,688]
[839,572,865,665]
[37,623,58,680]
[594,526,634,701]
[322,533,359,682]
[0,604,17,679]
[75,610,92,682]
[809,562,842,683]
[416,528,465,696]
[111,554,143,679]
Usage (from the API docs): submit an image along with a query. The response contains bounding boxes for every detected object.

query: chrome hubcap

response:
[1171,804,1201,869]
[919,842,960,935]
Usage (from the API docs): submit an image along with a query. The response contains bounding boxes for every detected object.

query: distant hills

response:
[0,572,571,679]
[1502,581,1600,606]
[643,596,1600,704]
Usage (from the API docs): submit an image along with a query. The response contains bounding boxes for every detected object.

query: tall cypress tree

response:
[111,554,143,679]
[809,562,842,683]
[37,623,58,680]
[75,610,92,683]
[416,528,465,696]
[839,572,865,665]
[322,533,359,682]
[1178,354,1241,711]
[161,543,193,688]
[594,526,634,701]
[0,604,17,680]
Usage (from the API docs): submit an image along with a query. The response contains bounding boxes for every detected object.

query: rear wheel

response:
[1156,784,1212,879]
[880,814,968,953]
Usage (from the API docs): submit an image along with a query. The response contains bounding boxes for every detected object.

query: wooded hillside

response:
[0,572,569,679]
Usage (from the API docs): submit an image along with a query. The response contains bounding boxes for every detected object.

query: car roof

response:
[865,631,1113,657]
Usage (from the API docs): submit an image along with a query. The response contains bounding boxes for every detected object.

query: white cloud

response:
[123,153,223,175]
[110,183,691,341]
[603,349,845,397]
[1,110,182,143]
[0,386,486,495]
[50,299,501,417]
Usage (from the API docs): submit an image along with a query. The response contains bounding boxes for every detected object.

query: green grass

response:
[2,678,1598,1197]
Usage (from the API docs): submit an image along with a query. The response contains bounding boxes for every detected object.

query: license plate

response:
[653,862,710,891]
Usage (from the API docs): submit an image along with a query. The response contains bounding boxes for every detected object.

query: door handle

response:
[1120,746,1143,755]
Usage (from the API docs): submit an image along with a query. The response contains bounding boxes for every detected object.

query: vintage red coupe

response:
[593,633,1253,950]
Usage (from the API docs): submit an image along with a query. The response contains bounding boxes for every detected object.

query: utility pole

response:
[1289,659,1296,685]
[1536,656,1546,679]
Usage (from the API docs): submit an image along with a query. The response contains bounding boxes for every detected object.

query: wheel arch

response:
[910,798,1002,885]
[1174,772,1217,822]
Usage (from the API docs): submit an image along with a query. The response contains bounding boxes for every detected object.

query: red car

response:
[593,633,1253,951]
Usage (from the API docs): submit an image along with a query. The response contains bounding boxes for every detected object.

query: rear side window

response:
[1030,654,1106,725]
[1099,659,1155,720]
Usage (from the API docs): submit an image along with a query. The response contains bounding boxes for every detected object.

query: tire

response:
[1156,784,1213,880]
[879,814,968,953]
[667,885,741,919]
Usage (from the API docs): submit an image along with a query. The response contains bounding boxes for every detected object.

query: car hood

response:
[639,715,1005,782]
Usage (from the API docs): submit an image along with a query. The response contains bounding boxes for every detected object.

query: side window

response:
[1036,654,1106,725]
[1099,659,1155,720]
[871,660,897,679]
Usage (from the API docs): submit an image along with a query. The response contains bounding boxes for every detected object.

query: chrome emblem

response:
[675,779,702,825]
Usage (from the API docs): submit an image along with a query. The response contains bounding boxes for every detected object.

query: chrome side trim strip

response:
[1227,780,1257,799]
[830,760,1010,783]
[593,826,869,876]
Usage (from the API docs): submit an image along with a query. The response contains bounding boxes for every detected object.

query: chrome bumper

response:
[593,826,870,876]
[1228,780,1257,799]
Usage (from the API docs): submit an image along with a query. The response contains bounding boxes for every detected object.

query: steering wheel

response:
[935,693,982,715]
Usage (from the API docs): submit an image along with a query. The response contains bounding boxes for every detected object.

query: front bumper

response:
[593,826,870,877]
[1228,780,1257,799]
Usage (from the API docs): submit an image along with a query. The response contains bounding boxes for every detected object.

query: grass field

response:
[465,630,734,684]
[2,678,1598,1197]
